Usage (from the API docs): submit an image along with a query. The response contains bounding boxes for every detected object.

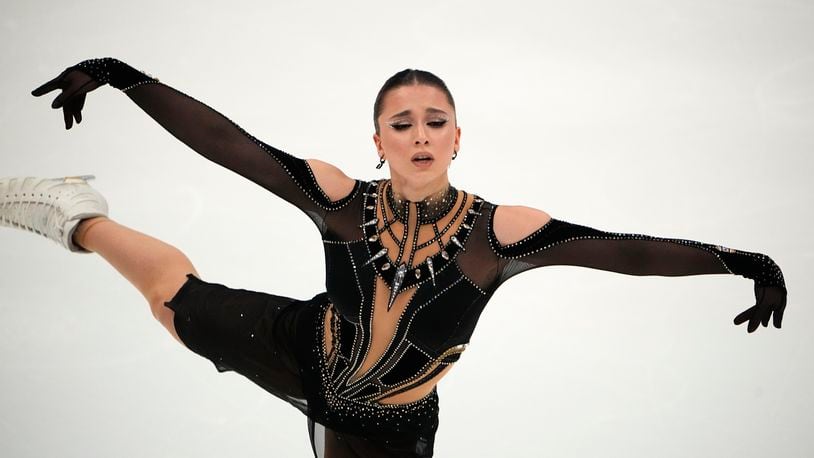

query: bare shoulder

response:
[305,159,357,202]
[492,205,552,246]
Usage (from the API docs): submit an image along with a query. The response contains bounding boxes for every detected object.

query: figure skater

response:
[1,57,788,457]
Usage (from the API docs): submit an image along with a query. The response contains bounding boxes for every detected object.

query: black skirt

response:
[163,273,439,457]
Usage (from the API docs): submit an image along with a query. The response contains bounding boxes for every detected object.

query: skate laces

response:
[1,178,72,242]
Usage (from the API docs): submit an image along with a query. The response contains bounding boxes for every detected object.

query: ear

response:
[373,132,383,155]
[454,125,461,152]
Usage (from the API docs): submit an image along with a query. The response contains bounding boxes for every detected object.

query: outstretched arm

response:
[490,205,787,333]
[32,57,359,232]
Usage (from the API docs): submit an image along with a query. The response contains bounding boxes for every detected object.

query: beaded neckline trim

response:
[359,179,484,310]
[384,180,458,225]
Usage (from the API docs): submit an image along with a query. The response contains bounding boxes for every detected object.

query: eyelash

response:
[391,120,447,131]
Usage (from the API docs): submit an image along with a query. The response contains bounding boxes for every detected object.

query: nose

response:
[414,123,429,145]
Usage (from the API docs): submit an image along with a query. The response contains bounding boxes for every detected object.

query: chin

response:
[392,164,445,183]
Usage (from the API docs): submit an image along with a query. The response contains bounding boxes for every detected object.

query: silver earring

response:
[376,156,385,169]
[452,150,458,160]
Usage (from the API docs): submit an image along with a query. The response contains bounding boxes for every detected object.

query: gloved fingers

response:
[773,295,787,329]
[734,305,756,326]
[76,91,86,113]
[65,94,85,127]
[49,74,74,108]
[745,284,768,332]
[733,303,762,333]
[31,68,70,97]
[63,105,73,130]
[51,77,96,110]
[761,309,771,327]
[748,309,761,333]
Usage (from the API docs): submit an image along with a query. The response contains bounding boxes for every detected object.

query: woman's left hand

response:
[31,66,103,130]
[733,283,787,333]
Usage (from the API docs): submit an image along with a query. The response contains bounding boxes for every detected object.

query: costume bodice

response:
[99,60,785,405]
[319,178,501,405]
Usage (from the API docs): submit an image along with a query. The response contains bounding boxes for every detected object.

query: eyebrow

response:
[388,107,448,120]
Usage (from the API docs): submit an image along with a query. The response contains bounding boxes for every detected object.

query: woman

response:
[2,57,787,457]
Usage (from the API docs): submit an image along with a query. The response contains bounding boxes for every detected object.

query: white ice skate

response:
[0,175,109,253]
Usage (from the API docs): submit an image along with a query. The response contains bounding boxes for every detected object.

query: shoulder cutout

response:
[492,205,552,247]
[305,159,358,203]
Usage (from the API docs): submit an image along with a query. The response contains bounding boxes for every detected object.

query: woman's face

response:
[373,84,461,190]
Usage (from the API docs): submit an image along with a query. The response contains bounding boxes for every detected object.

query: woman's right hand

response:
[31,66,104,130]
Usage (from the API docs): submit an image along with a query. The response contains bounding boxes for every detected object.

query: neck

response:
[388,174,450,202]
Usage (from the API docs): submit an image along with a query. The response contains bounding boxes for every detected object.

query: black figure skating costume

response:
[51,58,786,458]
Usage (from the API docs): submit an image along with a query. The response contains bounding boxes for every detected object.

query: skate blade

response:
[61,175,96,184]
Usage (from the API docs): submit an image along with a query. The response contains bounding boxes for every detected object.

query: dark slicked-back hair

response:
[373,69,456,135]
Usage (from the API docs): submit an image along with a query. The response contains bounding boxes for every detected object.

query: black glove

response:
[31,57,158,129]
[719,250,787,332]
[491,217,789,333]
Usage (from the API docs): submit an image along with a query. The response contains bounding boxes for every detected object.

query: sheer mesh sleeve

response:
[69,57,359,234]
[487,208,786,291]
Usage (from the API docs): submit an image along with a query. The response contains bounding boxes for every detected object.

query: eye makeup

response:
[388,119,448,131]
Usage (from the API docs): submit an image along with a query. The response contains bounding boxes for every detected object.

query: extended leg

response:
[0,176,197,345]
[73,216,199,345]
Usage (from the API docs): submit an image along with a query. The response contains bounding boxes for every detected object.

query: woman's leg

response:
[72,215,199,345]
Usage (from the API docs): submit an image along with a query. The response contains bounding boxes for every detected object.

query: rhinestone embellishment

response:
[386,180,458,224]
[363,247,388,266]
[387,263,408,310]
[450,235,465,251]
[359,217,378,228]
